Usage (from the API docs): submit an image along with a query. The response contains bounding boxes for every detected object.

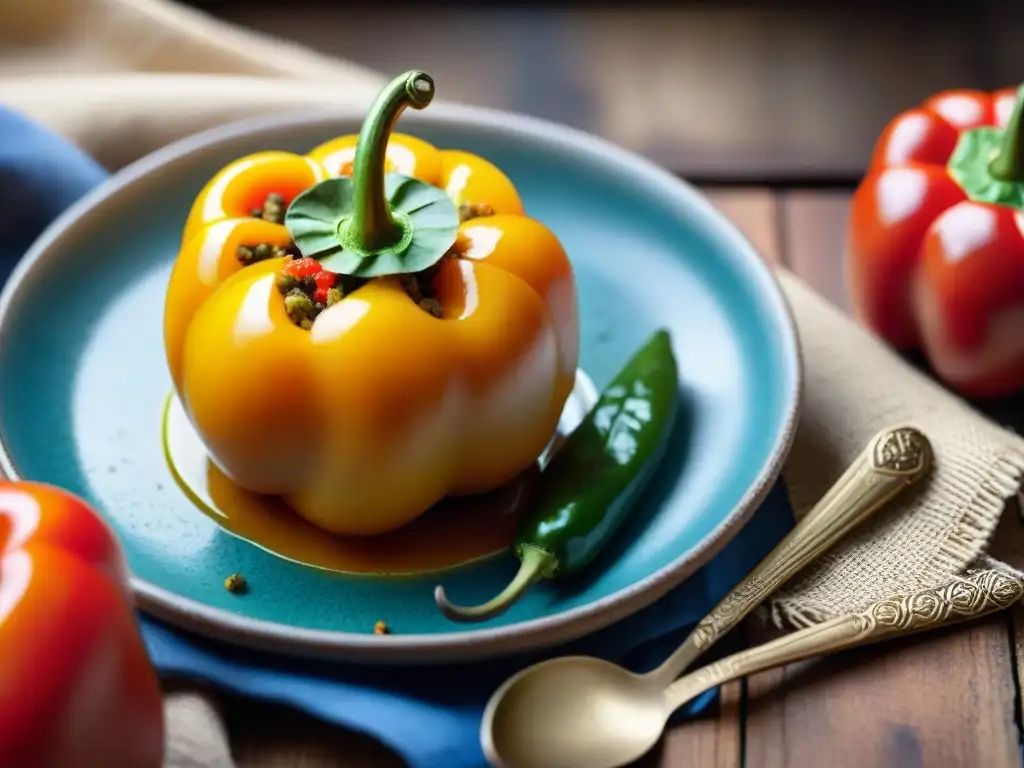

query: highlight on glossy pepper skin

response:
[165,217,296,392]
[846,84,1024,396]
[0,482,164,768]
[181,151,328,247]
[164,70,579,535]
[914,203,1024,399]
[847,86,1013,348]
[911,87,1024,398]
[174,233,572,536]
[847,165,966,350]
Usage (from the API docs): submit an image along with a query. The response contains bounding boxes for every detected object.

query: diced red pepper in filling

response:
[283,257,323,279]
[313,271,337,304]
[282,257,339,304]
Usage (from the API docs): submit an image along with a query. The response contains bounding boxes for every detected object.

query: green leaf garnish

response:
[283,69,460,278]
[285,173,459,277]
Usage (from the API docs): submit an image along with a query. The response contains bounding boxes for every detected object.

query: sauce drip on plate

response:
[161,394,535,575]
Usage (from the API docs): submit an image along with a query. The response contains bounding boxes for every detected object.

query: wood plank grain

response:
[224,694,406,768]
[658,678,744,768]
[204,5,1016,180]
[743,617,1020,768]
[780,190,852,314]
[704,188,783,267]
[987,496,1024,750]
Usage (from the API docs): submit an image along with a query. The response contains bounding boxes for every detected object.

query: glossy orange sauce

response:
[161,394,537,575]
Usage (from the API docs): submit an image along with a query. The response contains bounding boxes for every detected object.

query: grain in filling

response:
[240,193,498,328]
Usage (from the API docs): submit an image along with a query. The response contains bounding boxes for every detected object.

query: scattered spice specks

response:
[224,573,247,594]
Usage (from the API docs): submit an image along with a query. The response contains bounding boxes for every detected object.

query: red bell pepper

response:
[847,84,1024,398]
[0,482,164,768]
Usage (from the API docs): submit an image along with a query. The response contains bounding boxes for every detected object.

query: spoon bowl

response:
[482,657,667,768]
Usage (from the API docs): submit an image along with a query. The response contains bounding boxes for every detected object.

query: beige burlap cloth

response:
[5,1,1024,765]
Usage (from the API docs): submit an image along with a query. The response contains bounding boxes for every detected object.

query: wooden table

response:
[217,185,1024,766]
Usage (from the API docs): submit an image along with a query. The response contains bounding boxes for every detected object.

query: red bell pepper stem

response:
[989,86,1024,182]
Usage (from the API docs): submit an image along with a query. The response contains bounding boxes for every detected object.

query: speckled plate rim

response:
[0,100,803,664]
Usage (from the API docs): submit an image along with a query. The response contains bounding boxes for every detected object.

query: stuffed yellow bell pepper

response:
[164,71,579,536]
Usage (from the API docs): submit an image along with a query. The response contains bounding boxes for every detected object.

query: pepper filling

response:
[236,192,496,329]
[251,192,287,224]
[236,193,299,266]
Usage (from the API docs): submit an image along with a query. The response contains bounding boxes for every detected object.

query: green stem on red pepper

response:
[989,85,1024,183]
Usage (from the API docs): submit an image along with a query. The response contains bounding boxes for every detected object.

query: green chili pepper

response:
[434,328,679,622]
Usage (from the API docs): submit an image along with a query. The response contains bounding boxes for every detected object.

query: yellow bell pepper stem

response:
[285,69,458,279]
[345,71,435,255]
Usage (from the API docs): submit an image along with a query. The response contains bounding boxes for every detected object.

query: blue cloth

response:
[0,106,796,768]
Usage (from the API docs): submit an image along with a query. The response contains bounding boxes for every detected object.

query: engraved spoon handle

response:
[664,568,1024,711]
[651,425,933,686]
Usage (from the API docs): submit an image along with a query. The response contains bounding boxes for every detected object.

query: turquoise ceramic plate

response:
[0,104,800,663]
